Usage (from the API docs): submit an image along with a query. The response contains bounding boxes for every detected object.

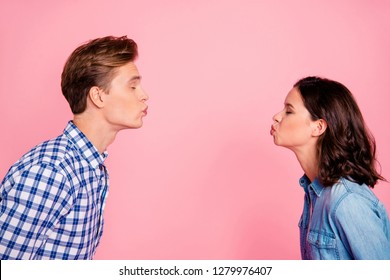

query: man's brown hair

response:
[61,35,138,114]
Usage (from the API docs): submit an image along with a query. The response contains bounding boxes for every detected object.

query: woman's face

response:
[271,87,319,152]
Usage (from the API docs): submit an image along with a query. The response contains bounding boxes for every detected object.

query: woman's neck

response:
[293,146,319,183]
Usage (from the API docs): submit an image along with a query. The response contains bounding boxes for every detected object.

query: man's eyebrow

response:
[129,75,142,82]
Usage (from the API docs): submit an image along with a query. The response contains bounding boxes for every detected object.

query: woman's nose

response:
[272,111,281,123]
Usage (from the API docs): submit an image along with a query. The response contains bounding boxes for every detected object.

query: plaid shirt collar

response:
[63,121,108,169]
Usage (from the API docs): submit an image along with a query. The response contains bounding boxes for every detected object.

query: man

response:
[0,36,148,259]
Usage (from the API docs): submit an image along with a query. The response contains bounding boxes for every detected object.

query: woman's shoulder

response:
[325,177,380,211]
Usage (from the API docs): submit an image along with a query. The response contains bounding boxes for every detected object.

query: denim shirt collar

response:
[299,174,325,197]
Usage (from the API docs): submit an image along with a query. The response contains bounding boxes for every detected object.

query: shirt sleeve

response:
[333,193,390,260]
[0,164,73,260]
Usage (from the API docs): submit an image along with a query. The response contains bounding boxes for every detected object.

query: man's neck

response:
[72,114,118,154]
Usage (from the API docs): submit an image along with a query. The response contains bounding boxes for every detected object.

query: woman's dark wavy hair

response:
[294,76,385,187]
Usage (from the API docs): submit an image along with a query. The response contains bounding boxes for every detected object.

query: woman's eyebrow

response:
[284,102,295,109]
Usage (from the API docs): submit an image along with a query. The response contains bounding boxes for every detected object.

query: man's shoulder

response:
[0,133,71,188]
[6,132,78,177]
[25,133,73,163]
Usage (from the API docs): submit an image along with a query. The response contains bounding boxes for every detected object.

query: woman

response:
[271,76,390,259]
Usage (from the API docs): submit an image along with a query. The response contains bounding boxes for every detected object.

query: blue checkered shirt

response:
[0,121,109,259]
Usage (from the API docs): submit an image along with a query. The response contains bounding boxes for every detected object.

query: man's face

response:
[102,62,148,130]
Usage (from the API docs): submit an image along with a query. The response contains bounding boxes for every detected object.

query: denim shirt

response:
[298,175,390,260]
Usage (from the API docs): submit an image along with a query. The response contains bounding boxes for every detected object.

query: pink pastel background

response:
[1,0,389,259]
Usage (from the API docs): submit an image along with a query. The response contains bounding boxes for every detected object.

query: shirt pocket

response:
[307,230,339,260]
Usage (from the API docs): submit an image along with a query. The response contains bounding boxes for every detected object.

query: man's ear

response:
[312,119,327,137]
[88,86,105,109]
